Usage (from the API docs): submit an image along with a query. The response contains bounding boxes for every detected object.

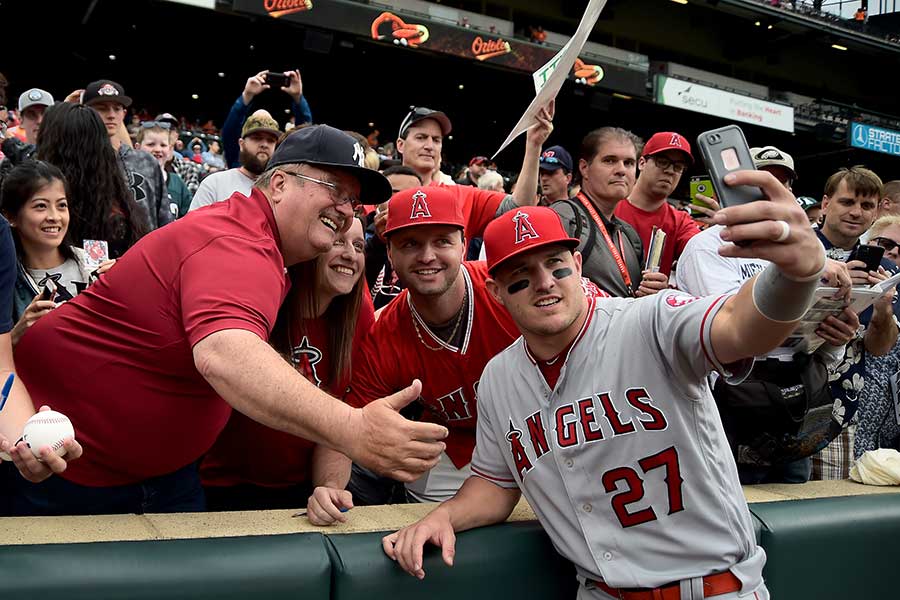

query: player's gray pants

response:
[578,578,770,600]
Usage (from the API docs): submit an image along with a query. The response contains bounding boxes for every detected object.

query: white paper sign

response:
[493,0,607,158]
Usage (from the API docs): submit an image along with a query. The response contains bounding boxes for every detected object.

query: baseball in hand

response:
[23,410,75,458]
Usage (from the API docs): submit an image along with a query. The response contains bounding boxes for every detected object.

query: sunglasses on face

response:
[141,120,171,130]
[872,237,900,252]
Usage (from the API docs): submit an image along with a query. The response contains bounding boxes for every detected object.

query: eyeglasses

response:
[282,171,360,208]
[141,120,171,130]
[872,237,900,252]
[650,155,688,173]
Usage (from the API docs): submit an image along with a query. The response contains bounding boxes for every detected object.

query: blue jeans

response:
[6,461,205,516]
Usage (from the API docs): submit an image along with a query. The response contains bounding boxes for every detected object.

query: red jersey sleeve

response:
[461,187,507,237]
[674,209,702,258]
[180,236,287,346]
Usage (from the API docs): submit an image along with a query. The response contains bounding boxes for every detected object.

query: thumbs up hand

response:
[350,379,448,482]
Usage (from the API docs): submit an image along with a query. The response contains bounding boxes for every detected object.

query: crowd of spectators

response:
[753,0,900,44]
[0,65,898,526]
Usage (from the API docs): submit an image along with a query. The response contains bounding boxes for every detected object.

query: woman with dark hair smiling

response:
[36,102,148,258]
[0,161,114,346]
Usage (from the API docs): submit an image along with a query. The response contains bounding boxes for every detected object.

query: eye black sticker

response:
[507,279,530,294]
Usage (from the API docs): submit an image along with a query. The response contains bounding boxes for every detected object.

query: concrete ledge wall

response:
[1,482,898,599]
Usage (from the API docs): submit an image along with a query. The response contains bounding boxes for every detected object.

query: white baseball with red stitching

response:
[23,411,75,459]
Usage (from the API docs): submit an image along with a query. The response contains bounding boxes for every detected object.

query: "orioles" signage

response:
[264,0,312,18]
[471,36,511,61]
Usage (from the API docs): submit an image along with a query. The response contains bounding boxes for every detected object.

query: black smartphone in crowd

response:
[848,244,885,273]
[696,125,765,209]
[265,71,289,89]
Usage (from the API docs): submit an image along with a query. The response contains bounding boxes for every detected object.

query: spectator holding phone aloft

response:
[221,69,312,169]
[0,161,114,346]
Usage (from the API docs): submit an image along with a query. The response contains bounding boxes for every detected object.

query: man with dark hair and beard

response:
[189,110,280,211]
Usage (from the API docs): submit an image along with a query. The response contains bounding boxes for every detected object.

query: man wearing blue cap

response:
[538,145,573,206]
[7,125,449,516]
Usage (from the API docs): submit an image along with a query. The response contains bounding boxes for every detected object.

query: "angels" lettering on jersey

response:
[506,387,668,478]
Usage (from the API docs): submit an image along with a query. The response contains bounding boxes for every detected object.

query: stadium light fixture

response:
[670,0,688,4]
[831,43,848,51]
[767,24,773,30]
[754,21,761,26]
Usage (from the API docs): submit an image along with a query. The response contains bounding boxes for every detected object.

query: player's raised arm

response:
[382,475,521,579]
[708,170,827,365]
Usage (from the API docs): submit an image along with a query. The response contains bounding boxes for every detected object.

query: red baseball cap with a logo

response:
[384,187,465,237]
[642,131,693,163]
[484,206,580,275]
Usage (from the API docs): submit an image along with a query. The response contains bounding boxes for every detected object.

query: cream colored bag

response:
[850,449,900,485]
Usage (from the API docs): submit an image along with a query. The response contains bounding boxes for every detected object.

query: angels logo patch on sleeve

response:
[664,292,701,308]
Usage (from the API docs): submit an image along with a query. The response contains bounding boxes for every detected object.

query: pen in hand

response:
[0,373,14,413]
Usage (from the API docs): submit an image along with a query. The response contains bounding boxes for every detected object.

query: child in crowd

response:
[135,122,192,219]
[200,217,374,514]
[0,161,114,345]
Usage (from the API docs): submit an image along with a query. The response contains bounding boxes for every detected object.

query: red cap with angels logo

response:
[384,186,465,237]
[641,131,693,163]
[484,206,580,275]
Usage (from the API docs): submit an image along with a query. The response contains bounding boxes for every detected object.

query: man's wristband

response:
[752,262,822,323]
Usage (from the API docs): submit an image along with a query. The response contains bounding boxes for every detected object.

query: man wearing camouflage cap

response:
[189,109,281,211]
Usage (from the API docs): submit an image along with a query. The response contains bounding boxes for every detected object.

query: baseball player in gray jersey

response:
[383,170,828,599]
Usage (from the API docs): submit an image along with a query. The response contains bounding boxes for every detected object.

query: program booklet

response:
[780,272,900,353]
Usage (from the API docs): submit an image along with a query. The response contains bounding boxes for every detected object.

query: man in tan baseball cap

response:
[190,109,281,211]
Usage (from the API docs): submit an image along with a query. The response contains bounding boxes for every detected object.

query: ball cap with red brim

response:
[484,206,580,275]
[384,186,465,237]
[642,131,693,163]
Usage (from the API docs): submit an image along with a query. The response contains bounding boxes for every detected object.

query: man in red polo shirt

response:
[7,125,448,516]
[614,131,701,277]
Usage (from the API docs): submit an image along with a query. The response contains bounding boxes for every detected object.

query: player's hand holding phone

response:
[698,125,823,279]
[712,170,823,279]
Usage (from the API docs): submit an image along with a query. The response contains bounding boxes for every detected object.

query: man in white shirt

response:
[189,111,279,211]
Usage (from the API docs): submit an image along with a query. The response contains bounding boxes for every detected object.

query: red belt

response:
[593,571,742,600]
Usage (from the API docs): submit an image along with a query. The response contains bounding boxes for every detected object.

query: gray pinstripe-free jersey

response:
[471,291,767,592]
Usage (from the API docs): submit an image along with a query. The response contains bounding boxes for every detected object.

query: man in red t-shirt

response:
[614,131,700,277]
[310,187,606,523]
[7,125,448,516]
[346,186,523,506]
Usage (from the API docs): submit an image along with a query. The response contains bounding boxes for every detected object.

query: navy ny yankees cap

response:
[269,124,391,206]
